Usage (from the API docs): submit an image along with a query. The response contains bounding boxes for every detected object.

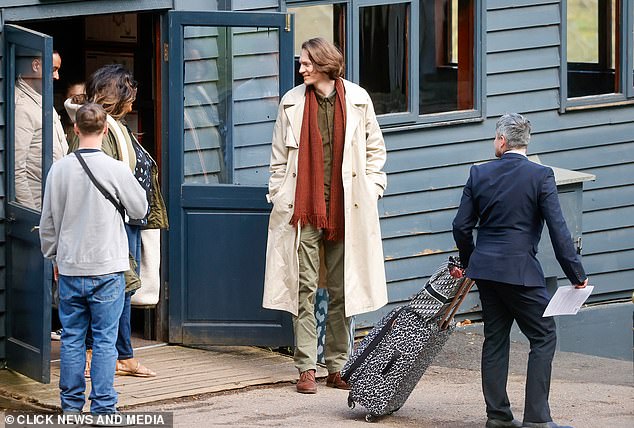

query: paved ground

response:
[135,330,633,428]
[2,329,632,427]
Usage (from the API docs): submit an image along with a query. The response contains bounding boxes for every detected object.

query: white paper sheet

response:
[543,285,594,317]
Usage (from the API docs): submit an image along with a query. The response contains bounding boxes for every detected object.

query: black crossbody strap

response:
[341,307,405,382]
[74,151,125,220]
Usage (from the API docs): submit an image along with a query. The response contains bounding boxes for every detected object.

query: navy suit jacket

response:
[452,152,586,287]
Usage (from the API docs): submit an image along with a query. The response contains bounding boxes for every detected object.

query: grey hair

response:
[495,113,531,149]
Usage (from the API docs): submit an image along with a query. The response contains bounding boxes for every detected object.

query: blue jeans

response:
[118,225,141,359]
[86,224,141,360]
[58,273,125,414]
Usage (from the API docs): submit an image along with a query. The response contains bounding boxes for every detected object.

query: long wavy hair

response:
[85,64,137,120]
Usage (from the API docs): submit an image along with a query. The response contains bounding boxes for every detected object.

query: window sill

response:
[561,94,634,112]
[380,111,484,133]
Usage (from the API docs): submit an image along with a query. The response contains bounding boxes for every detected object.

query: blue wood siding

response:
[232,0,279,12]
[368,1,634,327]
[0,0,631,350]
[0,31,5,360]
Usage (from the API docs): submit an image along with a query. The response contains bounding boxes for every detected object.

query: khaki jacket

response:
[262,80,388,317]
[14,77,68,210]
[65,100,168,230]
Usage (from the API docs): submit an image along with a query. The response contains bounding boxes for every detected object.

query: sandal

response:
[115,359,156,377]
[85,349,92,378]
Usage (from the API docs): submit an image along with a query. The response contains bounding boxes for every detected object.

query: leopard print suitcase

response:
[341,258,471,422]
[341,308,453,421]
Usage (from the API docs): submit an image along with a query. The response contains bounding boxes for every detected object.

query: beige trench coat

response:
[262,80,388,317]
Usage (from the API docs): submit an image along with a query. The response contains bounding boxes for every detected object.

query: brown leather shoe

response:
[326,372,350,390]
[296,369,317,394]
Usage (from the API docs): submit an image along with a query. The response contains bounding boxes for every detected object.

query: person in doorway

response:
[451,113,589,428]
[262,37,388,394]
[66,64,168,378]
[62,81,86,141]
[39,102,148,415]
[14,49,67,210]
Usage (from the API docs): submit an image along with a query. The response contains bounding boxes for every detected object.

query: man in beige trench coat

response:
[262,38,388,394]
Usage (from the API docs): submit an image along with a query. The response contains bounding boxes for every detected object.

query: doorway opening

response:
[18,11,166,359]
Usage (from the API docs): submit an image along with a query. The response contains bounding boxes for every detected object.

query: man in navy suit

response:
[452,113,588,428]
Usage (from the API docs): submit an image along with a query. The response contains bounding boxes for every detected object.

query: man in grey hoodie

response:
[39,103,148,416]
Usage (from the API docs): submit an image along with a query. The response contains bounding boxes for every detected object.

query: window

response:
[287,3,346,87]
[287,0,482,126]
[419,0,474,114]
[563,0,634,107]
[358,3,409,115]
[567,0,619,97]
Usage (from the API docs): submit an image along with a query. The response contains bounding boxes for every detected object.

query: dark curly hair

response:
[85,64,137,120]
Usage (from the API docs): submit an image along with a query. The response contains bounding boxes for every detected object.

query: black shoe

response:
[486,418,523,428]
[522,422,573,428]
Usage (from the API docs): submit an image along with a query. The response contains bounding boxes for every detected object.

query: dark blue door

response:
[167,11,294,345]
[4,25,55,383]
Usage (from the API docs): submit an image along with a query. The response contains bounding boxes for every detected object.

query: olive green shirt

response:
[315,89,336,202]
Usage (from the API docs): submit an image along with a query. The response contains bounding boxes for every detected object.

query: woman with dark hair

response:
[65,64,168,378]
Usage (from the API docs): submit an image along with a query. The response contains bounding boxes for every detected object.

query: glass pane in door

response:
[183,25,280,186]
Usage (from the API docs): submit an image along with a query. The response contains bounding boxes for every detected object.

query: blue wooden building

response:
[0,0,631,383]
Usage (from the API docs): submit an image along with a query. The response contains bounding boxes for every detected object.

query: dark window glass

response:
[419,0,474,114]
[567,0,620,97]
[359,3,409,115]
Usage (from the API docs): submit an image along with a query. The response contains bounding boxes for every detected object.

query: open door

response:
[167,11,295,345]
[4,25,55,383]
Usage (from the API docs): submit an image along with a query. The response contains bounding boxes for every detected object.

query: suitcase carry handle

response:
[438,277,474,331]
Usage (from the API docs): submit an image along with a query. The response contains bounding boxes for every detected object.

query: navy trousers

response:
[477,279,556,424]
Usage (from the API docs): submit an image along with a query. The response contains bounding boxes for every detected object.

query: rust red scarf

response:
[290,78,346,241]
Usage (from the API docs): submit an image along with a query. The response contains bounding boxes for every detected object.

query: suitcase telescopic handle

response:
[438,277,474,331]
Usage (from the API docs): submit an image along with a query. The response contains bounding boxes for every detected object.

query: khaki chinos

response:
[293,224,349,373]
[293,90,350,374]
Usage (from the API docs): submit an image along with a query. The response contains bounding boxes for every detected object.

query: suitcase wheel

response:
[347,395,355,409]
[365,414,378,423]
